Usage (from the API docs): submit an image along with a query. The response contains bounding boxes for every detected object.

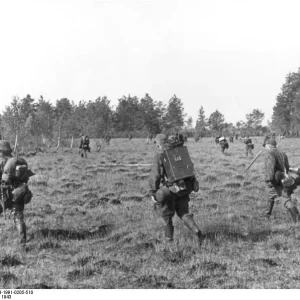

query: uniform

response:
[149,134,202,245]
[79,135,90,158]
[264,139,300,221]
[219,137,229,153]
[229,136,234,143]
[244,136,253,156]
[0,141,34,249]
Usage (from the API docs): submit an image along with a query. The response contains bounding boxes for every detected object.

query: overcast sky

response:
[1,0,300,125]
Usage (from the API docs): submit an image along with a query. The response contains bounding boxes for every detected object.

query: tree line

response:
[0,93,268,147]
[271,67,300,137]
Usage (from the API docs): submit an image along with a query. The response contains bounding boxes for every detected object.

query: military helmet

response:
[0,140,12,156]
[264,138,277,147]
[164,135,179,149]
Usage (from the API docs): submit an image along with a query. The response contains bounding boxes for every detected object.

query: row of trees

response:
[194,107,267,138]
[0,93,268,147]
[271,67,300,136]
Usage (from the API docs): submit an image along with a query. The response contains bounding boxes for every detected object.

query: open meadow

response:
[2,137,300,289]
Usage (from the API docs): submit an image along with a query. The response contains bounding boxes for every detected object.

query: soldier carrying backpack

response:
[0,140,35,251]
[149,134,203,246]
[79,134,91,158]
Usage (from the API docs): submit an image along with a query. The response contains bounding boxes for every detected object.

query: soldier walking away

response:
[128,133,133,141]
[215,135,220,144]
[219,137,229,154]
[0,141,35,251]
[244,135,254,156]
[149,134,203,246]
[229,136,234,143]
[263,139,300,222]
[79,134,90,158]
[104,133,111,146]
[146,133,153,144]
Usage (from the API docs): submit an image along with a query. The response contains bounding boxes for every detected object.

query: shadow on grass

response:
[203,226,280,243]
[34,224,113,241]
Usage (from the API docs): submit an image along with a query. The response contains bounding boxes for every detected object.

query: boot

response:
[16,222,27,246]
[288,207,300,222]
[164,224,174,242]
[182,214,203,246]
[265,200,275,218]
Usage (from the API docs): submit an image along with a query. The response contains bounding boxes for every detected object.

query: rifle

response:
[0,182,13,220]
[244,149,265,174]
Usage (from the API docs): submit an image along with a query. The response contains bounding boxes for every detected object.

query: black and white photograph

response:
[1,0,300,295]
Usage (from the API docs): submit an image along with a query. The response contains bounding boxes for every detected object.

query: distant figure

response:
[244,135,254,156]
[104,133,111,146]
[215,136,220,144]
[195,135,200,143]
[146,133,153,144]
[219,136,229,153]
[128,134,133,141]
[229,136,234,143]
[79,134,90,158]
[235,134,239,140]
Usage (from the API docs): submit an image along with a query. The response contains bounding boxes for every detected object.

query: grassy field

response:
[1,137,300,289]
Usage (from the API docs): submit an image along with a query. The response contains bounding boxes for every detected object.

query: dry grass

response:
[1,137,300,289]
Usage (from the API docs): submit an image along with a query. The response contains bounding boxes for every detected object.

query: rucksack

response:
[2,157,34,184]
[161,145,198,195]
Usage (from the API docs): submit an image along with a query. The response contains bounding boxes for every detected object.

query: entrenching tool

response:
[244,149,264,174]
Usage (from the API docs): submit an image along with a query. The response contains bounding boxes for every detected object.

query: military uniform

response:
[149,134,202,244]
[244,136,253,156]
[0,141,34,249]
[219,137,229,153]
[264,139,300,221]
[229,136,234,143]
[79,135,90,158]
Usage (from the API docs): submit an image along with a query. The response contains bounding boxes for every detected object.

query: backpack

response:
[2,157,34,184]
[161,146,198,195]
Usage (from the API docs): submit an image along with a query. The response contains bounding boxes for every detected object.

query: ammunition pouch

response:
[274,171,285,184]
[192,177,200,192]
[12,183,29,204]
[281,176,295,188]
[23,190,33,205]
[155,186,172,204]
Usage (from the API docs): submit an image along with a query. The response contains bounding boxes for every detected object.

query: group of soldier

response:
[148,131,300,246]
[2,130,300,252]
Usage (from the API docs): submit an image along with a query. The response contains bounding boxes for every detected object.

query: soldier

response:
[229,136,234,143]
[264,139,300,222]
[149,134,203,246]
[244,135,254,156]
[0,141,34,251]
[79,134,90,158]
[146,133,153,144]
[215,136,220,144]
[219,136,229,154]
[105,133,111,146]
